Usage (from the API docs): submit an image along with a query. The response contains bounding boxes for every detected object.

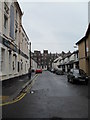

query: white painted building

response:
[52,51,79,73]
[65,51,79,72]
[31,58,37,71]
[0,1,30,81]
[64,57,69,72]
[52,56,62,70]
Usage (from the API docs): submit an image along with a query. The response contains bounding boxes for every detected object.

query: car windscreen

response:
[73,70,80,76]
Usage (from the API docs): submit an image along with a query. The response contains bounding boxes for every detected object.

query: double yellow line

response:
[0,74,39,106]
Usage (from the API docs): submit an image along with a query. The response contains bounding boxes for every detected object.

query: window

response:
[12,61,14,70]
[15,29,17,40]
[1,48,5,72]
[4,2,9,14]
[58,65,61,68]
[18,62,19,72]
[4,14,8,29]
[15,56,17,72]
[9,52,12,72]
[21,62,23,70]
[10,4,14,39]
[16,10,18,20]
[25,64,26,72]
[77,53,78,59]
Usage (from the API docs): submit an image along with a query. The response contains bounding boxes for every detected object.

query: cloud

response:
[20,2,88,53]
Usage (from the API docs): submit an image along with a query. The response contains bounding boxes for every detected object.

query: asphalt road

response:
[2,71,88,119]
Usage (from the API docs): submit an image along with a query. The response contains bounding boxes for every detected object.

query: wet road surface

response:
[2,71,88,119]
[2,73,35,96]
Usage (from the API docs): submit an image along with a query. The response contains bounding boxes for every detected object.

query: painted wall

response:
[31,59,37,70]
[0,2,30,81]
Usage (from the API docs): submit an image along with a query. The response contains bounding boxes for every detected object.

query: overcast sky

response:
[19,1,89,53]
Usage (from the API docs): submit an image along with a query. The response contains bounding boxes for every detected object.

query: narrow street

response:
[2,71,88,119]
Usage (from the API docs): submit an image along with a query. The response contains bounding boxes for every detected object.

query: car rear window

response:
[74,70,79,74]
[73,70,79,76]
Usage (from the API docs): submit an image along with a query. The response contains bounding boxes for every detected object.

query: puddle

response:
[19,79,24,82]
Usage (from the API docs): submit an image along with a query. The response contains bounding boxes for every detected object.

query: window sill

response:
[1,73,7,77]
[9,73,12,76]
[14,73,18,75]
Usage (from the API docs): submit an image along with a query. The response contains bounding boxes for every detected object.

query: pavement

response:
[1,72,36,103]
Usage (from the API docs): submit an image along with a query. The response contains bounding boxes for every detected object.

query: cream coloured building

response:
[0,1,30,81]
[31,58,37,71]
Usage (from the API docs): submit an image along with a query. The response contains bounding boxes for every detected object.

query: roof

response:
[76,23,90,45]
[76,36,86,45]
[86,23,90,37]
[73,50,79,54]
[21,25,29,41]
[15,2,23,15]
[66,60,75,65]
[31,57,37,63]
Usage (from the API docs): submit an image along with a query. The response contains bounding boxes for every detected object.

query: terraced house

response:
[52,51,79,73]
[0,1,30,81]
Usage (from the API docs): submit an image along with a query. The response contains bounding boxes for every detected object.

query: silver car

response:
[67,69,88,84]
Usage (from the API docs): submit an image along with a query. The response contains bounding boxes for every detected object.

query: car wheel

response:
[68,78,70,82]
[85,80,88,85]
[71,78,74,84]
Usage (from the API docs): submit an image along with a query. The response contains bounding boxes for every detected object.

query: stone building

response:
[0,1,30,81]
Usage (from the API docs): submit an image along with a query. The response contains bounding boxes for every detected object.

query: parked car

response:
[67,68,88,84]
[55,69,64,75]
[35,69,42,74]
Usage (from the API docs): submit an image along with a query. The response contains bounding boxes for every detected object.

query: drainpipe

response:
[29,42,31,70]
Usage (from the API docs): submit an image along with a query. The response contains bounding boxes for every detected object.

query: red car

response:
[35,69,42,74]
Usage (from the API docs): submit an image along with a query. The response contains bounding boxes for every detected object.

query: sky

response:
[19,0,89,53]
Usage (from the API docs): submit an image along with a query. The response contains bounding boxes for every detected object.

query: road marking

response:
[0,74,39,106]
[0,96,9,100]
[0,93,26,106]
[26,74,39,93]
